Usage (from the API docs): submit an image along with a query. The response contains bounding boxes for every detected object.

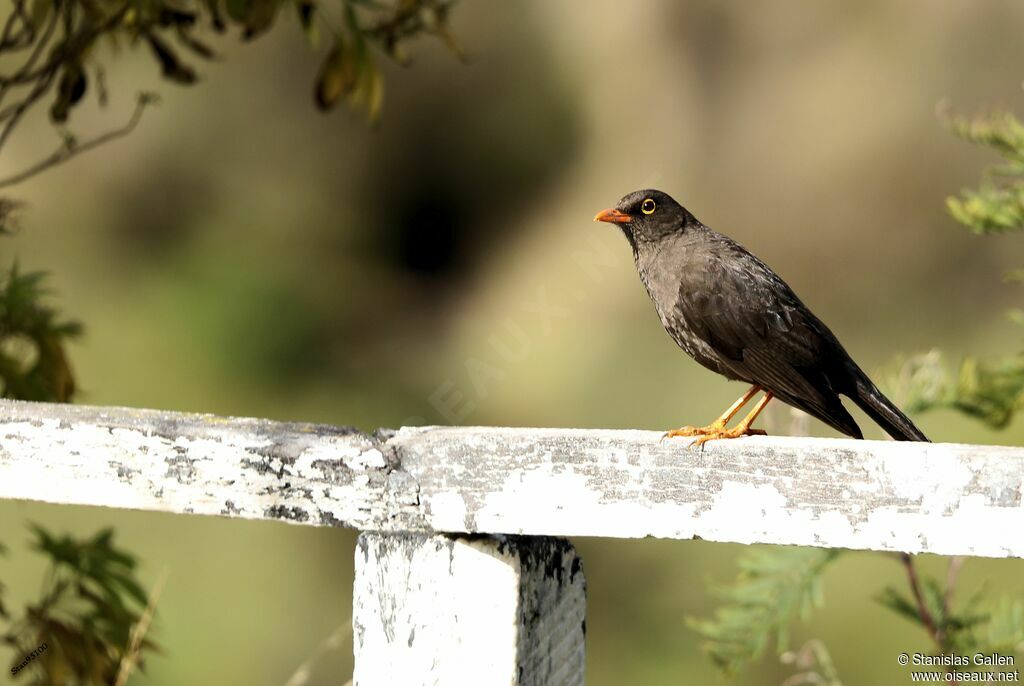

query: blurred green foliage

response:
[0,0,461,197]
[973,599,1024,655]
[1,0,459,137]
[687,548,840,676]
[311,0,461,116]
[1,526,156,685]
[0,261,80,402]
[692,105,1024,683]
[946,110,1024,233]
[0,0,471,402]
[693,548,1024,681]
[888,349,1024,430]
[876,579,1024,656]
[889,109,1024,429]
[0,3,466,683]
[778,640,843,686]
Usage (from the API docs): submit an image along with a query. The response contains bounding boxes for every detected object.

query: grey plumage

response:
[600,189,928,442]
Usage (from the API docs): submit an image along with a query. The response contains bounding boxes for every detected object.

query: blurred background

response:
[3,0,1024,683]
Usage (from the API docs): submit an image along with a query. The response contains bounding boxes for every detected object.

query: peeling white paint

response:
[2,401,1024,558]
[353,534,585,686]
[395,426,1024,558]
[427,491,470,531]
[0,399,411,529]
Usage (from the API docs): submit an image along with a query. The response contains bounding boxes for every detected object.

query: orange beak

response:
[593,208,631,224]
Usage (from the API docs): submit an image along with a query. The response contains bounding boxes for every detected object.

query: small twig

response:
[0,94,155,189]
[901,552,942,647]
[113,566,169,686]
[0,1,36,51]
[0,4,61,111]
[282,617,353,686]
[780,639,843,686]
[943,556,966,619]
[0,5,26,50]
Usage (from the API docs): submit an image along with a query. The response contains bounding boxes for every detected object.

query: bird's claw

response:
[661,423,725,440]
[686,426,767,449]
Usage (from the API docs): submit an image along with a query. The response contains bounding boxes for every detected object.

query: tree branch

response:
[0,3,61,106]
[0,0,36,50]
[0,94,155,190]
[901,552,942,647]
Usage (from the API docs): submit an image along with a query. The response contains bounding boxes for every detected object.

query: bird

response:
[594,189,928,447]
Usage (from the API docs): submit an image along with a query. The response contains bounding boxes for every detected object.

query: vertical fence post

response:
[353,533,586,686]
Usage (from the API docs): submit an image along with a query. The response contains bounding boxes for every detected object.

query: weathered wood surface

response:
[353,533,586,686]
[0,399,420,530]
[2,398,1023,557]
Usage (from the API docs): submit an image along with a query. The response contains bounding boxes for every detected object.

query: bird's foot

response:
[688,424,767,449]
[661,422,726,440]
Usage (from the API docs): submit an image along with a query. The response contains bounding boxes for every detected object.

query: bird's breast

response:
[635,247,723,370]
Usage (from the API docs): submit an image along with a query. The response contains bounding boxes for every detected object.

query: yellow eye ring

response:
[641,198,656,214]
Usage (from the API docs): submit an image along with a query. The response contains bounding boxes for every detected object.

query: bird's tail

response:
[847,364,929,442]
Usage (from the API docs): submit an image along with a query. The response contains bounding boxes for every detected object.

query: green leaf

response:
[883,350,1024,430]
[944,109,1024,233]
[358,52,383,121]
[980,599,1024,654]
[875,587,923,625]
[948,110,1024,164]
[295,0,316,33]
[226,0,278,40]
[155,6,198,28]
[922,577,947,626]
[315,39,358,111]
[8,524,159,682]
[202,0,227,31]
[176,29,218,59]
[49,63,88,123]
[687,547,842,676]
[0,264,80,403]
[145,32,198,84]
[225,0,251,23]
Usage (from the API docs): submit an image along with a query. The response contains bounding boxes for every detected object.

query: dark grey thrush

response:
[595,189,928,446]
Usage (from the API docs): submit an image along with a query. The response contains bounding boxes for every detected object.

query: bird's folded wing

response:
[680,250,856,433]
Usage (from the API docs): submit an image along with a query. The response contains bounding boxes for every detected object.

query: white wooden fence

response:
[1,398,1023,684]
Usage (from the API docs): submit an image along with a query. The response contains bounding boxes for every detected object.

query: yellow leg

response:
[663,385,760,440]
[689,392,774,448]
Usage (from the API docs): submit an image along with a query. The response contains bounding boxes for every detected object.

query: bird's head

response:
[593,189,693,248]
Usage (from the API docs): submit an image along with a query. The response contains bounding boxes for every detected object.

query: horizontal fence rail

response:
[1,398,1023,558]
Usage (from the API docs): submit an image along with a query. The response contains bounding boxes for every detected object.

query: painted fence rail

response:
[2,398,1023,685]
[1,398,1021,557]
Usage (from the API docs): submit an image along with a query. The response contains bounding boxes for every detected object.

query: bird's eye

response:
[641,198,656,214]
